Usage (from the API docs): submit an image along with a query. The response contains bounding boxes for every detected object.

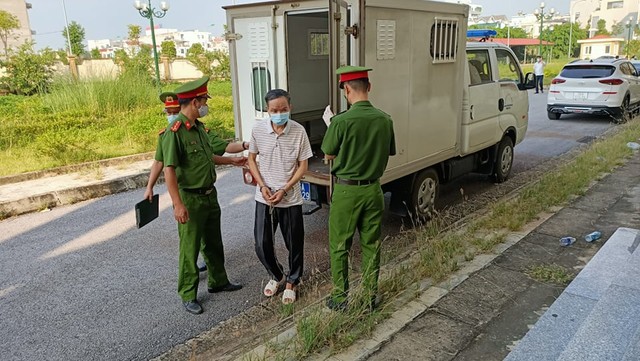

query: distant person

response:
[247,89,312,305]
[534,56,545,94]
[156,77,249,314]
[322,66,396,312]
[145,91,248,273]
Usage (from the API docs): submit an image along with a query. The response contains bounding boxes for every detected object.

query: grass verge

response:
[253,119,640,359]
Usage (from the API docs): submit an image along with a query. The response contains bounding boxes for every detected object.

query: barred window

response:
[430,18,459,63]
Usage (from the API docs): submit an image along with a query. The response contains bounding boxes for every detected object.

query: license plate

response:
[574,92,588,100]
[300,181,311,201]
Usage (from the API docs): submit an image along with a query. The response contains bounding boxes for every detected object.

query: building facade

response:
[572,0,640,38]
[0,0,33,53]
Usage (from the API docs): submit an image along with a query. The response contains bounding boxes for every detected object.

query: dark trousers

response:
[254,201,304,285]
[535,75,544,93]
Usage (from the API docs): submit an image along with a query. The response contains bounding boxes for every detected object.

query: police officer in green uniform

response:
[160,76,243,314]
[321,66,396,311]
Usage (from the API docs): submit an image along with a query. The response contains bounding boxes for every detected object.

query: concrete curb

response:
[0,173,150,219]
[0,152,154,186]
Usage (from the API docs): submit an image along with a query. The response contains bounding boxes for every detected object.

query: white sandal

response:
[263,279,280,297]
[282,288,296,304]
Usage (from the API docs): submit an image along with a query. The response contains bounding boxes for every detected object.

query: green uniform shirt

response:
[321,100,396,180]
[155,121,229,163]
[160,113,227,189]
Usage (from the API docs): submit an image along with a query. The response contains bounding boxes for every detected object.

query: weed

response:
[527,264,574,285]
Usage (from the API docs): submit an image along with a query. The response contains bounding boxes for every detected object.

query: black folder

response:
[135,194,159,229]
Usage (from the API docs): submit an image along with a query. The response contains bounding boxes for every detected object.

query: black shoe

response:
[326,298,348,312]
[535,92,539,94]
[208,282,242,293]
[183,300,203,314]
[198,263,207,272]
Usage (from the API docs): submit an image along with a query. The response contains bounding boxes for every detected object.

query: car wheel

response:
[614,96,630,124]
[407,168,439,223]
[547,111,561,120]
[492,136,514,183]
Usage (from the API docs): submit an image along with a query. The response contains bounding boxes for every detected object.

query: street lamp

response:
[534,2,555,56]
[568,0,586,59]
[626,19,635,59]
[134,0,169,93]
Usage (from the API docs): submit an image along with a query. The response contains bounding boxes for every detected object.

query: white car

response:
[546,59,640,123]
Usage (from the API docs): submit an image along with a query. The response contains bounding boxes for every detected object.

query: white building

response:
[572,0,640,38]
[0,0,33,54]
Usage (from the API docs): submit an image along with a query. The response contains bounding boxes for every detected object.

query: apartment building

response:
[0,0,33,52]
[572,0,640,37]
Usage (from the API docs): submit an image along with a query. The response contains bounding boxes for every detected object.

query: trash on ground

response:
[584,231,602,243]
[627,142,640,150]
[559,237,576,247]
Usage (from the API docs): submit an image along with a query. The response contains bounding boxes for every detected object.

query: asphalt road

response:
[0,90,613,361]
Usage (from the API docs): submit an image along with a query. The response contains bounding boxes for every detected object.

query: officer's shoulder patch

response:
[158,128,166,135]
[170,121,182,132]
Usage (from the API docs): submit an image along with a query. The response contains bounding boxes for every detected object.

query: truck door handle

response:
[498,98,505,111]
[470,105,474,120]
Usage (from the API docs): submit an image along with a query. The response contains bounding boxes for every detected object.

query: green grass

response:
[0,75,234,176]
[527,264,574,285]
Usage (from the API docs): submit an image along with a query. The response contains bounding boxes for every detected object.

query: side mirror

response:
[518,72,536,90]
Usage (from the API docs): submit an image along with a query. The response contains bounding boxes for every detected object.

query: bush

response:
[0,42,56,95]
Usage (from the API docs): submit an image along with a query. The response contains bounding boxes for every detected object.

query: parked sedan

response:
[546,59,640,123]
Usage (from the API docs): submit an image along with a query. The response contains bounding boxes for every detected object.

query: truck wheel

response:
[547,111,560,120]
[408,168,439,222]
[492,136,514,183]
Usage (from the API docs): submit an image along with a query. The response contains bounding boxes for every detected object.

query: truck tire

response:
[408,168,439,223]
[492,136,514,183]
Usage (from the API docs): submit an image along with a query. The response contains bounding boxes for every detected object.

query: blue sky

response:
[27,0,570,50]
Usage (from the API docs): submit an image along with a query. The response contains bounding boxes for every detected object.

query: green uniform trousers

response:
[177,188,229,301]
[329,182,384,303]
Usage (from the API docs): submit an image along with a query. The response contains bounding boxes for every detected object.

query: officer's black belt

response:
[182,186,214,195]
[334,178,378,186]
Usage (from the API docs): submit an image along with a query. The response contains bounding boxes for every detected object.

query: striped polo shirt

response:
[249,119,313,207]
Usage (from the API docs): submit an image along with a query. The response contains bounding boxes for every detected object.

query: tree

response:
[62,21,86,57]
[595,19,610,36]
[611,21,625,37]
[160,40,176,60]
[211,50,230,80]
[624,39,640,59]
[186,43,205,58]
[90,48,101,59]
[540,22,587,59]
[0,10,20,58]
[113,44,153,79]
[0,42,56,95]
[128,24,141,46]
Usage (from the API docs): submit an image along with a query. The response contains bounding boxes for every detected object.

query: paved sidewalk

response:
[0,154,155,218]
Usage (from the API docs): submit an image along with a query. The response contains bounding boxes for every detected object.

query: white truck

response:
[224,0,535,219]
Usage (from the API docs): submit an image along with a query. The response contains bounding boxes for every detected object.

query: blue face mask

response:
[270,112,289,126]
[166,114,179,123]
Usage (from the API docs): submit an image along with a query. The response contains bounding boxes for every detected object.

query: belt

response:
[182,186,214,195]
[334,178,378,186]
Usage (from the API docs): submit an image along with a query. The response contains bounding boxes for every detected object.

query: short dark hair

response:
[178,96,206,107]
[344,78,370,92]
[264,89,291,105]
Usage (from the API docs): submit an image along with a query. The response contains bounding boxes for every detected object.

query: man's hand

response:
[230,156,247,167]
[268,189,286,205]
[143,187,154,202]
[173,203,189,224]
[260,186,274,203]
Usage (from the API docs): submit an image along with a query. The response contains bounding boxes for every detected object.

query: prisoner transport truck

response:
[223,0,535,219]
